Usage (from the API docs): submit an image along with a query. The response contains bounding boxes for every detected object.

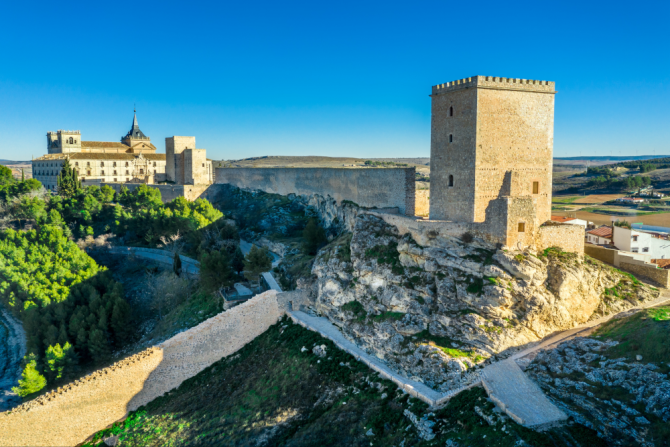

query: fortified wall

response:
[0,291,284,447]
[100,182,210,203]
[215,167,416,216]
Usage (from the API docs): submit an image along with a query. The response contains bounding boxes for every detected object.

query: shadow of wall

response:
[0,291,282,447]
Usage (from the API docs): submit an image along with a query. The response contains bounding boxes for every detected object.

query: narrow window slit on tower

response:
[449,134,453,143]
[448,175,454,187]
[532,181,539,194]
[518,222,525,233]
[449,106,454,116]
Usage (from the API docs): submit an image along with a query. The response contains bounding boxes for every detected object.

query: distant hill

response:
[0,160,31,165]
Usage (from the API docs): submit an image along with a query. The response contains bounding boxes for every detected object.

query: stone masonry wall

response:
[619,262,670,288]
[215,167,416,216]
[0,291,282,447]
[536,224,585,255]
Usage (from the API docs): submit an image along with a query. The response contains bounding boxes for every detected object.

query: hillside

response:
[81,317,607,447]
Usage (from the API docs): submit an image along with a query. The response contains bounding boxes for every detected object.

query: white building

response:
[612,225,670,259]
[551,216,589,229]
[586,226,613,245]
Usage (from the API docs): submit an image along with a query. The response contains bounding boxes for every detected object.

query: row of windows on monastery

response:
[34,161,160,168]
[37,169,157,176]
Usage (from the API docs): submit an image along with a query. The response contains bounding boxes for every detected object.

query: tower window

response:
[140,169,144,174]
[449,106,454,117]
[68,137,73,144]
[449,134,453,143]
[532,181,539,194]
[518,222,525,233]
[202,163,205,167]
[448,175,454,187]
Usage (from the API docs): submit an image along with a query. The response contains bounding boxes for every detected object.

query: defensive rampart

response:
[0,291,282,447]
[215,167,416,216]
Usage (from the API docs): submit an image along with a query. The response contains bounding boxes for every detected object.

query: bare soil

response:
[552,210,670,227]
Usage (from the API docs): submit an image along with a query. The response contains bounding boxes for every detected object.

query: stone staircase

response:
[481,359,567,428]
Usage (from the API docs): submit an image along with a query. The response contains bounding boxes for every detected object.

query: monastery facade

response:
[33,112,212,191]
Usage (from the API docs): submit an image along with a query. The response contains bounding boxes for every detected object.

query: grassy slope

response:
[82,318,605,447]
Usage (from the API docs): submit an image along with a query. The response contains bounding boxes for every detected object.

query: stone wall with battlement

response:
[0,291,282,447]
[215,167,416,216]
[101,182,210,203]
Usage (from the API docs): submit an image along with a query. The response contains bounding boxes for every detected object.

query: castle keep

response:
[430,76,554,224]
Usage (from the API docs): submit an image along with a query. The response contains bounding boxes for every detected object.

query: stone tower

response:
[429,76,556,224]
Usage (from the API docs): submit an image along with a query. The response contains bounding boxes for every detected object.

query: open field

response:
[552,210,670,227]
[572,194,625,204]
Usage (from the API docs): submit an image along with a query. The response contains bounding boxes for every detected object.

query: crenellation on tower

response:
[431,76,556,96]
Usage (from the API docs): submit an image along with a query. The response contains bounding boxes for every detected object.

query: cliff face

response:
[309,213,659,392]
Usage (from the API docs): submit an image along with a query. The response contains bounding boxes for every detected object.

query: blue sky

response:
[1,0,668,161]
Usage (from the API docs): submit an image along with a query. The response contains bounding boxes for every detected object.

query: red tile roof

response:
[551,216,576,223]
[587,226,613,239]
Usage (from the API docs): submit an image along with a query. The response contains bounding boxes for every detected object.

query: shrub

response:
[460,232,474,243]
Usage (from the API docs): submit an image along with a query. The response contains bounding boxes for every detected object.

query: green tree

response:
[0,165,13,184]
[173,251,182,277]
[44,342,77,382]
[243,245,272,283]
[56,159,81,198]
[12,358,46,397]
[200,250,235,293]
[110,297,133,345]
[303,218,327,255]
[88,328,110,362]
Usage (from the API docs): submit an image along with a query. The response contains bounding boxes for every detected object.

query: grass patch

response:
[592,305,670,365]
[341,300,367,322]
[365,242,404,275]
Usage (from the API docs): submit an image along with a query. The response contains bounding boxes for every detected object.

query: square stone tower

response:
[429,76,556,224]
[165,136,196,183]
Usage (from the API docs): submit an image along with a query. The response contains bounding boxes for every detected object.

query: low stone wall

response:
[620,262,670,288]
[215,167,416,216]
[415,189,429,216]
[536,224,585,255]
[104,246,200,275]
[0,291,281,447]
[584,244,616,265]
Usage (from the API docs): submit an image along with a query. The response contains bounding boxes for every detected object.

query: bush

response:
[303,218,327,255]
[200,250,235,293]
[460,232,474,243]
[12,358,46,397]
[243,245,272,283]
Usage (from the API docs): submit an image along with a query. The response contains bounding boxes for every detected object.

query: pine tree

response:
[243,245,272,284]
[173,251,182,277]
[88,329,110,362]
[56,159,80,198]
[12,359,46,397]
[45,342,77,382]
[110,297,133,345]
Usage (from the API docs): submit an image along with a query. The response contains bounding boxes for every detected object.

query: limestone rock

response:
[309,213,659,394]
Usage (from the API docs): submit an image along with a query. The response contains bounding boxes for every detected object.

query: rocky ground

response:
[526,305,670,447]
[307,213,659,393]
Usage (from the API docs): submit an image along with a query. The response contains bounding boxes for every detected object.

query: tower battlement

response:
[431,76,555,95]
[47,130,81,135]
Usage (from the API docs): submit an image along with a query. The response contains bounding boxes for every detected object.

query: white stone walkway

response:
[481,360,567,427]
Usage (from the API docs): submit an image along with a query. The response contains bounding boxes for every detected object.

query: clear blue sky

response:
[1,0,668,161]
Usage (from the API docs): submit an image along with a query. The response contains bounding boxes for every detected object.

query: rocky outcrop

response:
[307,213,658,393]
[526,337,670,446]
